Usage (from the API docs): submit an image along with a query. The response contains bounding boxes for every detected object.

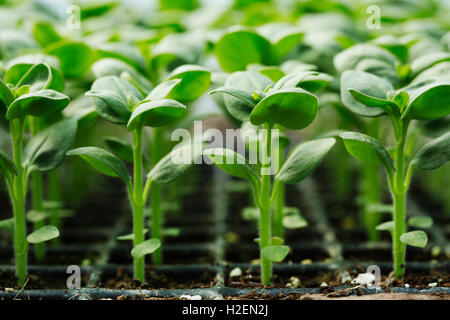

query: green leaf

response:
[127,99,186,130]
[32,21,62,47]
[148,140,204,184]
[410,52,450,77]
[247,64,285,82]
[46,40,93,77]
[96,42,146,74]
[23,118,77,172]
[400,231,428,248]
[215,29,273,72]
[87,76,142,124]
[261,245,290,262]
[209,87,256,109]
[91,58,152,94]
[220,71,272,122]
[0,218,14,233]
[67,147,131,183]
[283,207,308,229]
[402,84,450,121]
[0,149,17,176]
[0,79,14,108]
[340,70,394,117]
[117,229,148,241]
[13,63,53,92]
[165,65,211,102]
[203,148,259,182]
[242,206,259,221]
[334,44,397,74]
[408,216,433,229]
[412,132,450,170]
[274,71,332,93]
[250,88,318,130]
[104,137,133,162]
[376,221,394,232]
[339,132,395,171]
[146,79,181,101]
[26,210,50,223]
[131,239,161,259]
[6,90,70,120]
[162,228,181,237]
[349,89,399,116]
[4,55,64,92]
[27,225,60,244]
[276,138,335,184]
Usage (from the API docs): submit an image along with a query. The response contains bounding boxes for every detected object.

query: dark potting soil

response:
[99,266,217,290]
[0,270,89,290]
[225,267,450,291]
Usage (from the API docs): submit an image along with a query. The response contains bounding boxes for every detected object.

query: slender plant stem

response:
[360,118,381,241]
[31,172,45,260]
[132,128,145,282]
[10,117,28,285]
[259,124,272,285]
[273,143,284,239]
[361,163,381,241]
[151,127,164,264]
[392,120,408,280]
[30,117,45,260]
[48,170,62,241]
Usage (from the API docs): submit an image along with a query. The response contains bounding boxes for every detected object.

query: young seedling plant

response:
[208,74,336,285]
[212,69,332,239]
[91,59,210,264]
[339,69,450,279]
[68,70,209,282]
[0,61,76,285]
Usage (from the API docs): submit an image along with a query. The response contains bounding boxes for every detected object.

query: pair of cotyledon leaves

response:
[211,70,332,129]
[340,69,450,120]
[0,61,69,120]
[86,64,211,129]
[0,62,76,177]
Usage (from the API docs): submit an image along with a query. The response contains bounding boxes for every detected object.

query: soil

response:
[0,270,89,290]
[99,266,217,289]
[225,266,450,291]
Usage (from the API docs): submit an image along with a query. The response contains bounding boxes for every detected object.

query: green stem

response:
[151,127,163,265]
[132,128,145,282]
[32,171,45,261]
[30,117,46,260]
[273,144,284,239]
[360,118,381,241]
[48,170,62,233]
[259,124,272,285]
[10,117,28,286]
[361,163,381,241]
[391,120,408,280]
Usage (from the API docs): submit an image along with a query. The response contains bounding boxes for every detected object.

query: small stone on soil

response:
[351,273,376,285]
[230,267,242,278]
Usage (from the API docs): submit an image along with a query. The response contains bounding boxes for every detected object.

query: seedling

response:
[70,69,209,281]
[212,69,331,238]
[339,69,450,279]
[0,61,76,285]
[209,77,335,285]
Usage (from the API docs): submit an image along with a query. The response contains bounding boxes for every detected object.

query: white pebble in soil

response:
[229,267,242,278]
[428,282,437,288]
[351,273,376,285]
[180,295,202,300]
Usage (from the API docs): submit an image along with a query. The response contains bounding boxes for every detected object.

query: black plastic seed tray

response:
[0,167,449,300]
